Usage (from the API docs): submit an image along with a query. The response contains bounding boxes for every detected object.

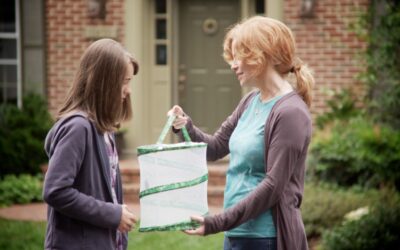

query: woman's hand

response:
[184,215,205,236]
[167,105,188,130]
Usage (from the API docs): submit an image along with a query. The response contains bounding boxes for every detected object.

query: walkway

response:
[0,202,223,222]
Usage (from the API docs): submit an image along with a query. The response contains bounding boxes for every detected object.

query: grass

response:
[0,218,224,250]
[129,230,224,249]
[0,219,46,250]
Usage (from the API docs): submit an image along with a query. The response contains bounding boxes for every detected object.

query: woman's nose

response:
[231,61,238,71]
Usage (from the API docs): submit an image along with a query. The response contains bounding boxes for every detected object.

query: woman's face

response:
[230,41,258,87]
[121,62,133,101]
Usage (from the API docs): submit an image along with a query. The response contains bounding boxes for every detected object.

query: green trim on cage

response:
[139,212,209,232]
[139,174,208,198]
[137,142,207,156]
[181,126,191,142]
[156,115,191,144]
[139,221,201,232]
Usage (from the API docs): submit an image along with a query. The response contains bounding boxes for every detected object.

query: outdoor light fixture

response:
[301,0,316,18]
[88,0,106,19]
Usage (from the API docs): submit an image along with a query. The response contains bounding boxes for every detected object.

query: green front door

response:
[179,0,241,134]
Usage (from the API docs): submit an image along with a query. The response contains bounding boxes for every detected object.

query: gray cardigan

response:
[181,91,311,250]
[43,114,126,250]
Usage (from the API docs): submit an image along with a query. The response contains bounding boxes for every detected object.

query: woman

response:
[43,38,139,250]
[169,16,313,250]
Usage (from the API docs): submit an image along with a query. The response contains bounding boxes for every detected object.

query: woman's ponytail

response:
[292,58,314,108]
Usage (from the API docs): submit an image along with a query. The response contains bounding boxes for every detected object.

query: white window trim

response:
[0,0,21,107]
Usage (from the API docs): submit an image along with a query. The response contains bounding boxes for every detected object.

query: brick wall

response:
[45,0,125,115]
[284,0,368,117]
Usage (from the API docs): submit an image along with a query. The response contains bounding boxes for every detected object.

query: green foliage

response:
[321,195,400,250]
[0,94,53,177]
[308,116,400,189]
[0,219,46,250]
[316,89,362,129]
[302,182,379,238]
[0,174,43,207]
[358,1,400,128]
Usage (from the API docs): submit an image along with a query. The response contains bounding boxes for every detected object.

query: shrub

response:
[301,182,379,238]
[316,89,361,129]
[0,174,43,207]
[308,116,400,189]
[0,94,53,177]
[321,195,400,250]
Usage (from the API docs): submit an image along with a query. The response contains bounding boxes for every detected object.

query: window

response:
[154,0,167,65]
[255,0,265,15]
[0,0,20,106]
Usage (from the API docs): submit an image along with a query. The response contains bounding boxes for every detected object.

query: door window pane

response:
[0,0,16,32]
[0,65,17,104]
[156,19,167,39]
[255,0,265,14]
[155,0,166,14]
[0,39,17,59]
[156,44,167,65]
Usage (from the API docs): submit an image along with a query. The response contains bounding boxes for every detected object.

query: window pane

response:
[155,0,166,14]
[0,65,17,104]
[256,0,265,14]
[0,0,16,32]
[0,39,17,59]
[156,44,167,65]
[156,19,167,39]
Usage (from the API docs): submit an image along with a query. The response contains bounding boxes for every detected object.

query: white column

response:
[124,0,151,154]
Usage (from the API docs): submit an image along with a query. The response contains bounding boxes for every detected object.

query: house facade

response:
[1,0,367,155]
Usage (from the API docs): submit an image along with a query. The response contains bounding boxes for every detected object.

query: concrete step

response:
[123,183,225,206]
[122,183,140,203]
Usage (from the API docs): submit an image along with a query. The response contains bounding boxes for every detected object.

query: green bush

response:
[308,116,400,189]
[0,174,43,207]
[302,182,379,238]
[316,89,361,129]
[0,94,53,177]
[321,196,400,250]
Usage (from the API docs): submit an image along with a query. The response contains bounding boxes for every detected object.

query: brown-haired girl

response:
[169,16,313,250]
[43,38,139,250]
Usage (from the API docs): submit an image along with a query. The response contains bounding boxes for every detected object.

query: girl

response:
[169,16,314,250]
[43,38,139,250]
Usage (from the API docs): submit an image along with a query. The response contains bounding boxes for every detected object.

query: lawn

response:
[0,218,224,250]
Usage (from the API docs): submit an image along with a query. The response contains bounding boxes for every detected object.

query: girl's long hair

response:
[58,38,139,133]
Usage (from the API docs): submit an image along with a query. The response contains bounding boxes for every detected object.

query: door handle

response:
[178,74,186,83]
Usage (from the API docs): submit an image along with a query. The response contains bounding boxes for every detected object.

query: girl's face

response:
[121,62,133,101]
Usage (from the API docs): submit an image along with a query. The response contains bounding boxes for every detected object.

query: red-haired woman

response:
[43,39,139,250]
[169,16,314,250]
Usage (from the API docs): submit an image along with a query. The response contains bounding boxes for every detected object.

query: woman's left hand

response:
[184,215,205,236]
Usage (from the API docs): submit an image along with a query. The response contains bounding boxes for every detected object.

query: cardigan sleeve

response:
[175,91,256,161]
[204,105,311,235]
[43,118,122,229]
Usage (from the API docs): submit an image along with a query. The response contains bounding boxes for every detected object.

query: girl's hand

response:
[167,105,188,130]
[118,204,137,233]
[183,215,205,236]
